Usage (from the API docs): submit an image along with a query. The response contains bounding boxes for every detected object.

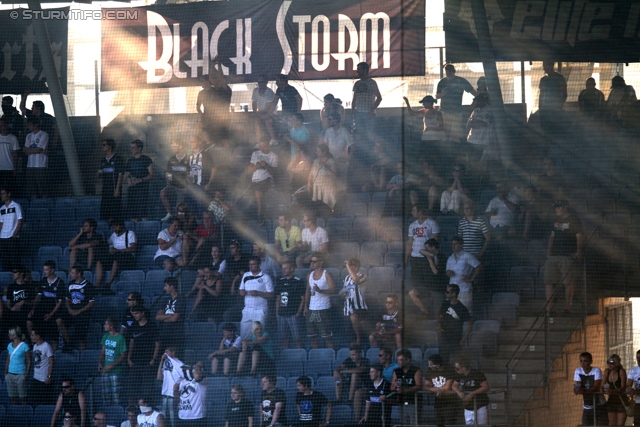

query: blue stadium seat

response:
[79,196,101,209]
[332,404,353,425]
[91,296,125,324]
[351,217,377,244]
[327,217,354,231]
[33,405,56,427]
[52,205,76,223]
[6,404,33,427]
[304,360,332,379]
[277,361,303,379]
[186,323,217,351]
[77,349,101,388]
[175,269,198,289]
[137,246,157,271]
[366,348,380,365]
[54,227,79,248]
[38,245,63,259]
[308,348,335,362]
[111,281,141,299]
[144,270,171,298]
[336,348,352,364]
[99,405,125,426]
[0,272,12,286]
[135,221,162,246]
[30,198,54,211]
[26,207,50,223]
[315,376,337,401]
[280,348,307,363]
[85,322,103,351]
[492,292,520,308]
[120,270,145,283]
[53,349,79,385]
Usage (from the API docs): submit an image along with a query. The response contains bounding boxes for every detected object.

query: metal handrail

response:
[505,225,600,426]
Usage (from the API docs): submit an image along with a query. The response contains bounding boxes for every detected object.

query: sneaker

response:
[160,213,172,221]
[269,138,279,146]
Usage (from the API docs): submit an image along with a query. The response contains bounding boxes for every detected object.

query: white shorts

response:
[464,406,489,425]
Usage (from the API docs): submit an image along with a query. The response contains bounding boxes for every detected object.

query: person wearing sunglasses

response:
[51,378,86,427]
[62,412,80,427]
[92,411,115,427]
[602,354,627,426]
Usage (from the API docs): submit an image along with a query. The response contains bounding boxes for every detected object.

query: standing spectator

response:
[352,62,382,146]
[288,143,311,196]
[99,317,127,405]
[160,139,189,221]
[283,112,310,158]
[440,163,474,215]
[0,118,19,191]
[175,362,207,427]
[438,284,472,365]
[408,238,447,318]
[603,354,627,426]
[95,218,137,290]
[296,213,329,268]
[446,236,482,313]
[98,138,124,222]
[466,92,497,163]
[322,111,355,187]
[155,277,186,357]
[208,323,241,376]
[369,295,403,351]
[536,157,566,207]
[608,75,637,120]
[333,344,370,402]
[485,182,519,240]
[187,137,217,207]
[626,350,640,425]
[7,264,35,334]
[377,347,399,383]
[200,58,232,145]
[544,200,583,313]
[69,218,103,271]
[225,383,254,427]
[185,211,220,268]
[274,213,302,265]
[270,74,303,117]
[424,354,456,427]
[120,291,143,336]
[260,373,286,427]
[126,305,160,406]
[458,200,490,260]
[340,258,368,345]
[0,187,22,271]
[452,356,491,425]
[359,364,392,427]
[187,265,224,322]
[237,321,274,376]
[1,96,23,140]
[390,349,423,424]
[239,256,274,339]
[121,407,140,427]
[224,240,251,321]
[295,375,332,427]
[157,346,183,427]
[578,77,605,117]
[539,61,567,112]
[436,64,477,143]
[404,202,440,315]
[275,261,305,349]
[304,253,336,349]
[5,326,30,405]
[251,74,277,143]
[520,185,549,241]
[24,116,49,198]
[155,217,185,268]
[125,139,154,223]
[307,143,340,215]
[574,352,608,426]
[50,378,86,427]
[56,265,94,352]
[137,396,167,427]
[320,93,345,129]
[29,260,64,350]
[403,95,444,144]
[30,327,54,405]
[249,138,278,223]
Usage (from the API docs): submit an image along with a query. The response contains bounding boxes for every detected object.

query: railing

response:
[505,226,600,426]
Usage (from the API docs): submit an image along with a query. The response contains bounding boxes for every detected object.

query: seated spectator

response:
[207,188,231,225]
[384,161,418,216]
[578,77,605,118]
[62,411,80,427]
[51,378,86,427]
[282,112,311,158]
[402,95,444,143]
[160,139,189,221]
[7,265,35,334]
[339,258,368,346]
[99,316,127,404]
[208,322,242,376]
[466,92,498,164]
[92,411,115,427]
[296,212,329,268]
[411,156,444,211]
[248,138,278,223]
[485,182,519,240]
[333,344,370,401]
[369,294,403,350]
[274,212,302,265]
[458,200,490,260]
[157,346,183,427]
[308,143,340,215]
[237,320,274,376]
[320,93,345,129]
[288,144,312,196]
[57,266,94,352]
[186,211,220,267]
[225,384,254,427]
[69,218,103,271]
[260,373,287,427]
[251,73,277,143]
[137,396,166,427]
[359,364,392,427]
[187,266,224,322]
[120,291,143,335]
[154,217,185,268]
[361,139,394,193]
[6,326,30,405]
[408,238,447,318]
[120,406,140,427]
[322,111,354,189]
[519,185,549,241]
[295,375,332,426]
[95,218,137,290]
[275,261,305,349]
[440,163,474,215]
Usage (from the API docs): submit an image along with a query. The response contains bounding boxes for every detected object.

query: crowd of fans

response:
[0,58,633,427]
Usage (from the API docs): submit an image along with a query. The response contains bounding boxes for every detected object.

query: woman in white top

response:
[403,95,444,142]
[308,143,339,211]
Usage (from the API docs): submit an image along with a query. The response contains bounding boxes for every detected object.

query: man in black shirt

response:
[438,284,472,365]
[275,261,305,349]
[98,138,124,222]
[125,139,154,222]
[126,305,160,406]
[424,354,457,427]
[452,357,490,425]
[391,349,423,424]
[187,136,217,207]
[57,265,94,352]
[295,375,331,427]
[333,344,370,402]
[360,364,391,427]
[223,240,250,322]
[7,264,34,334]
[260,374,286,427]
[68,218,103,271]
[161,139,189,221]
[29,260,64,348]
[409,238,447,318]
[544,200,584,313]
[155,277,186,357]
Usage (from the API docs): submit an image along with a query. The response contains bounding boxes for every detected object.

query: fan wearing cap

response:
[466,92,497,163]
[403,95,444,142]
[544,200,584,314]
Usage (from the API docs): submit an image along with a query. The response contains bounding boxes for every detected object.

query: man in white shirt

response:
[485,182,518,240]
[574,352,607,426]
[248,138,278,223]
[446,236,481,314]
[304,253,336,349]
[239,256,274,339]
[323,111,355,187]
[95,218,137,291]
[154,217,185,268]
[0,118,19,191]
[24,116,49,198]
[296,213,329,268]
[0,187,22,271]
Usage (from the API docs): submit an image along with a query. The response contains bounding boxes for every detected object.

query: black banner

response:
[444,0,640,63]
[101,0,425,91]
[0,8,68,95]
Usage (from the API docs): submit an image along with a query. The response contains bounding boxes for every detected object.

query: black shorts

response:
[58,311,91,338]
[251,179,273,194]
[103,251,136,271]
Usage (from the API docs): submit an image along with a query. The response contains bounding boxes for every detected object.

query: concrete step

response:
[497,329,576,345]
[481,358,546,373]
[486,372,545,388]
[508,315,582,331]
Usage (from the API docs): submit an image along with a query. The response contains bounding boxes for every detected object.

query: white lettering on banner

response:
[509,0,639,46]
[292,14,310,72]
[331,15,359,71]
[1,24,62,83]
[311,15,330,71]
[230,19,252,75]
[277,0,293,74]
